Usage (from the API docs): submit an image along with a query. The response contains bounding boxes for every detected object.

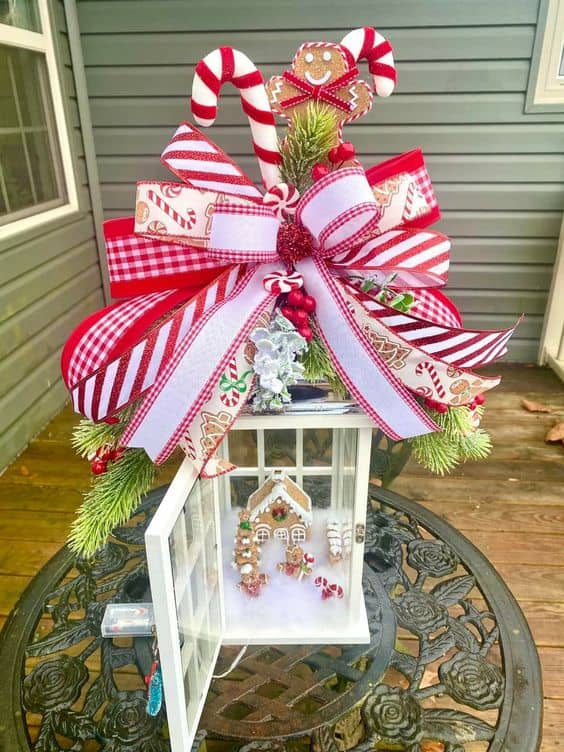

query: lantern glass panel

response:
[265,428,296,466]
[219,417,369,645]
[167,477,222,726]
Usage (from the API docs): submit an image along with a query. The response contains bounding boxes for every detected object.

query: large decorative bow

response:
[62,123,515,473]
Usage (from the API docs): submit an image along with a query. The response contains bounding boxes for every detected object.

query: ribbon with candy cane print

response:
[62,44,518,474]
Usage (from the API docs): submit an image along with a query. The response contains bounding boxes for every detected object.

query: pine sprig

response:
[279,103,338,193]
[409,404,492,475]
[72,405,136,457]
[300,335,347,398]
[68,447,156,558]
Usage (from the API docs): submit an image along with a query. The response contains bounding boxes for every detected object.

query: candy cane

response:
[415,361,447,400]
[314,576,344,600]
[340,27,397,97]
[147,189,196,230]
[191,47,282,189]
[219,358,241,407]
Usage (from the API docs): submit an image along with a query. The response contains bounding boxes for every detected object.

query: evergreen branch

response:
[300,335,347,398]
[68,448,157,558]
[409,428,460,476]
[408,403,492,474]
[71,405,135,458]
[279,103,338,193]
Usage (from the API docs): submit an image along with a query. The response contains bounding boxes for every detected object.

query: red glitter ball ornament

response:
[276,222,314,268]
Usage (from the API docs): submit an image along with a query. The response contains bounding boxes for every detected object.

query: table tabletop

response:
[0,485,542,752]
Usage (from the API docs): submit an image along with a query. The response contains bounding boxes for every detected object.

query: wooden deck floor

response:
[0,364,562,750]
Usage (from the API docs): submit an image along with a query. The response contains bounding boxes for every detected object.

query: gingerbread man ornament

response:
[266,27,396,146]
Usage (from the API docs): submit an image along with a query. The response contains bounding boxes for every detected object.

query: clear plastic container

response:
[101,602,155,637]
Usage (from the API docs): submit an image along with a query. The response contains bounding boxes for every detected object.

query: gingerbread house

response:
[246,470,312,545]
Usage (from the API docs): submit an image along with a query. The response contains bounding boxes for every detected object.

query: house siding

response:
[0,0,104,470]
[77,0,564,362]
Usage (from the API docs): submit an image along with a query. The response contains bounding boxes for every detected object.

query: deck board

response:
[0,364,562,750]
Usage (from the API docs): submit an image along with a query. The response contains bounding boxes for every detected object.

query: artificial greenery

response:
[300,334,347,399]
[279,103,337,193]
[69,414,157,558]
[409,404,492,475]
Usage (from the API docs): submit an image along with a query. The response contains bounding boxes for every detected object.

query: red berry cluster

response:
[424,393,485,415]
[280,289,316,342]
[423,397,449,414]
[467,393,485,410]
[91,445,124,475]
[311,142,357,183]
[328,141,356,164]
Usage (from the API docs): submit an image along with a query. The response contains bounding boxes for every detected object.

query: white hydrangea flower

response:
[249,311,307,413]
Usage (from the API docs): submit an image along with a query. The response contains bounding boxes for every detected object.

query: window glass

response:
[264,429,295,466]
[0,44,65,225]
[0,0,41,31]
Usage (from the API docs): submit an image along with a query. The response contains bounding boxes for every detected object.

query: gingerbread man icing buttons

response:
[266,27,396,143]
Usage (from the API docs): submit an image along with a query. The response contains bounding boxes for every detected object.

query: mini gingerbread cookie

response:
[266,27,396,146]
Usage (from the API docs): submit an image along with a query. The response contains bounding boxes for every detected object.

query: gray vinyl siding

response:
[0,0,104,470]
[77,0,564,362]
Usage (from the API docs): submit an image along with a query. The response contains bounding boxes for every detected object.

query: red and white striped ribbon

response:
[329,228,450,288]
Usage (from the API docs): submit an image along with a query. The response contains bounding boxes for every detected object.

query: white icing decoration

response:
[240,563,253,575]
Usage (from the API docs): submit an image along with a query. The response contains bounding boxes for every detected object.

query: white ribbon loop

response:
[208,203,279,264]
[296,167,381,256]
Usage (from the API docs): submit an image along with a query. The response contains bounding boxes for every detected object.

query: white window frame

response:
[0,0,79,239]
[526,0,564,111]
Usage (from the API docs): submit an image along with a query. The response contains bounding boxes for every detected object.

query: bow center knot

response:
[276,221,315,269]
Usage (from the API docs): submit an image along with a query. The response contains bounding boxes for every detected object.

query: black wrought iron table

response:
[0,486,542,752]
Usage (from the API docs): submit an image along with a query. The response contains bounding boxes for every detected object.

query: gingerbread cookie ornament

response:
[266,27,396,144]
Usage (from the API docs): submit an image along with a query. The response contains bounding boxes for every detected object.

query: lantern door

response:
[145,460,224,752]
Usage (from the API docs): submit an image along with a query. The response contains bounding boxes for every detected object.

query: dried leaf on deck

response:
[522,398,551,413]
[545,422,564,443]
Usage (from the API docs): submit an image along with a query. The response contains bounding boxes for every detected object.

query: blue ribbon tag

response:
[147,663,163,716]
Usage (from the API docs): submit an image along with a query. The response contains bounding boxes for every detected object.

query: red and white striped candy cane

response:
[219,357,242,408]
[147,189,197,230]
[340,27,397,97]
[191,47,282,189]
[415,361,447,400]
[314,576,344,600]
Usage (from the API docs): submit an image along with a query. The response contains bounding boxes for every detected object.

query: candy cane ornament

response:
[191,47,282,189]
[340,27,397,97]
[415,361,447,400]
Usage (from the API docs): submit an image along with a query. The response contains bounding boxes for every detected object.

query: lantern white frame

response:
[145,409,373,752]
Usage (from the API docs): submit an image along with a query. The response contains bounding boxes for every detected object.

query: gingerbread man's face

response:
[293,44,348,87]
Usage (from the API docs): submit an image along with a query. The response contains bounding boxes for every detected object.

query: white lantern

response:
[145,405,373,752]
